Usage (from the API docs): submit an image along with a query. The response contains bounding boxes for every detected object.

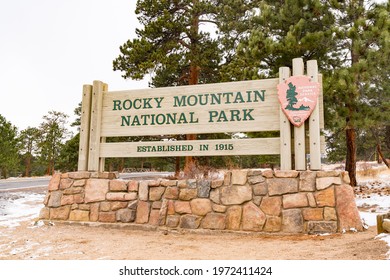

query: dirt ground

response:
[0,219,387,260]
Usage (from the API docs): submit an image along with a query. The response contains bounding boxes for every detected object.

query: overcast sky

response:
[0,0,148,131]
[0,0,387,133]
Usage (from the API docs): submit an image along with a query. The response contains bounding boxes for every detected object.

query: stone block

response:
[316,177,342,190]
[127,180,139,192]
[248,169,263,176]
[110,180,128,192]
[149,187,165,201]
[92,172,118,179]
[282,209,303,233]
[302,208,323,221]
[262,169,274,178]
[253,196,262,206]
[43,194,50,206]
[48,191,62,208]
[106,192,129,201]
[158,200,168,226]
[324,207,337,221]
[111,201,128,211]
[68,171,91,179]
[73,194,84,204]
[220,185,252,205]
[60,195,74,206]
[174,201,192,214]
[283,193,308,209]
[161,179,177,187]
[274,170,299,178]
[316,171,340,178]
[248,175,265,185]
[39,207,50,220]
[299,171,316,192]
[224,171,231,185]
[197,180,211,198]
[135,201,150,224]
[267,178,298,196]
[124,193,137,201]
[60,178,73,190]
[149,209,160,226]
[164,187,179,199]
[341,171,350,184]
[50,205,71,220]
[79,204,90,211]
[179,214,201,229]
[190,198,212,216]
[335,185,363,231]
[69,210,89,221]
[84,179,109,203]
[73,179,86,187]
[263,216,282,232]
[253,182,268,196]
[231,170,248,185]
[152,201,162,209]
[307,221,337,234]
[187,179,197,189]
[167,200,175,215]
[226,206,242,230]
[242,202,266,231]
[116,208,136,223]
[179,188,198,201]
[99,211,116,223]
[177,180,187,188]
[307,193,317,207]
[260,196,282,216]
[211,179,224,188]
[128,201,138,210]
[314,186,335,207]
[166,215,180,227]
[48,173,61,191]
[90,203,99,222]
[209,189,220,204]
[201,213,226,230]
[212,203,227,213]
[138,181,149,201]
[100,201,111,212]
[148,180,161,187]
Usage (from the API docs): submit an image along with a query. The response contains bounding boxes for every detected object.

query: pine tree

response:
[0,114,18,178]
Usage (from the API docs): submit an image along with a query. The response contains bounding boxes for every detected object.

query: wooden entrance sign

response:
[78,58,324,172]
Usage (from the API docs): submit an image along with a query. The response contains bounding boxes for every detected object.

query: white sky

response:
[0,0,149,131]
[0,0,387,132]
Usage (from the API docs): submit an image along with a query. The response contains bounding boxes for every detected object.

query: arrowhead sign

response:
[277,75,320,127]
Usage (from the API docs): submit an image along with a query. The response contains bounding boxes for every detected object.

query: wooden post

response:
[279,67,292,170]
[307,60,321,170]
[77,84,92,171]
[88,80,105,171]
[99,83,108,172]
[292,58,306,170]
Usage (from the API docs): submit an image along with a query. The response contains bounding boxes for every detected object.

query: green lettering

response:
[154,97,164,108]
[217,110,228,122]
[133,99,142,109]
[166,113,176,124]
[230,110,242,121]
[143,98,152,109]
[113,100,122,110]
[253,90,265,102]
[173,96,186,107]
[233,92,245,103]
[131,115,141,126]
[243,109,255,120]
[178,113,188,124]
[189,112,199,123]
[211,93,221,105]
[208,111,218,122]
[121,116,130,126]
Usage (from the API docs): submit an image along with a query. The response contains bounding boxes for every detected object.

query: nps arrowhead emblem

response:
[277,75,320,127]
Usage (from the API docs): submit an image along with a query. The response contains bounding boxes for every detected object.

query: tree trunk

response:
[175,157,181,177]
[25,155,31,177]
[345,127,357,187]
[377,143,390,168]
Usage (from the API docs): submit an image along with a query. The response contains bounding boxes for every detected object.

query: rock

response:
[60,178,73,190]
[201,213,226,230]
[149,187,165,201]
[324,207,337,221]
[248,175,265,185]
[167,200,175,215]
[110,180,128,192]
[79,204,90,211]
[307,221,337,234]
[341,171,350,184]
[84,179,109,203]
[90,203,99,222]
[226,206,242,230]
[267,178,298,196]
[220,185,252,205]
[152,201,162,209]
[68,171,91,179]
[106,192,129,201]
[164,187,179,199]
[302,208,323,221]
[60,195,74,206]
[50,205,71,220]
[316,177,342,190]
[248,169,263,176]
[148,180,161,187]
[174,201,192,214]
[263,216,282,232]
[187,179,197,189]
[73,179,86,187]
[190,198,212,216]
[127,180,139,192]
[224,171,231,185]
[179,214,201,229]
[135,201,150,224]
[282,209,303,233]
[98,211,116,223]
[314,186,335,207]
[307,193,317,207]
[39,207,50,220]
[274,170,299,178]
[209,189,220,204]
[316,171,340,178]
[262,170,274,178]
[282,193,308,209]
[299,171,316,192]
[73,194,84,204]
[161,180,177,187]
[260,196,282,216]
[100,202,111,212]
[177,180,187,188]
[179,188,198,201]
[48,191,62,208]
[138,181,149,201]
[197,180,211,198]
[116,208,136,223]
[231,170,248,185]
[124,193,137,201]
[383,219,390,233]
[335,185,363,231]
[111,201,128,211]
[128,201,138,210]
[252,182,268,195]
[158,200,168,226]
[242,202,266,231]
[211,179,224,188]
[166,215,180,227]
[212,203,227,213]
[149,209,160,226]
[92,172,118,179]
[69,210,90,221]
[48,173,61,191]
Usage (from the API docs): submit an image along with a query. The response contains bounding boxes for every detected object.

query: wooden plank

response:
[99,138,280,158]
[279,67,292,170]
[307,60,321,170]
[88,81,105,171]
[99,83,108,172]
[292,58,306,170]
[100,78,280,137]
[77,84,92,171]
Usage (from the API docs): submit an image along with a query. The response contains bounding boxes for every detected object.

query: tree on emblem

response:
[285,82,310,111]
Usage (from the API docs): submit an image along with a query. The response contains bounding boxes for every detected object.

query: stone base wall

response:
[39,169,363,234]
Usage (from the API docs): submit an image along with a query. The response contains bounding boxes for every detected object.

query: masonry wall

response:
[39,169,363,234]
